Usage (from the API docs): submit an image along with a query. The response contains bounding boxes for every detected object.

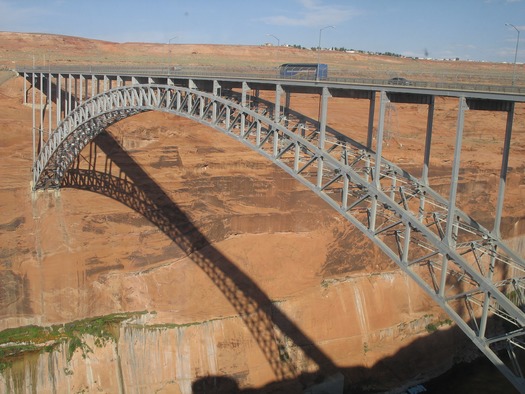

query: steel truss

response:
[27,79,525,391]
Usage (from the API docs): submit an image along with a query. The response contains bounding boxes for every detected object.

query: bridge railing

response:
[15,65,525,95]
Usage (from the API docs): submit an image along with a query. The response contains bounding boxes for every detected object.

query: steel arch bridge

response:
[19,67,525,391]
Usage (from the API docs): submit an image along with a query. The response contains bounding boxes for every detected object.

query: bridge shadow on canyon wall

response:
[190,328,519,394]
[61,132,517,394]
[189,323,519,394]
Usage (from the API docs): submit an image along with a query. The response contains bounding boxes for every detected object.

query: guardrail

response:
[15,65,525,95]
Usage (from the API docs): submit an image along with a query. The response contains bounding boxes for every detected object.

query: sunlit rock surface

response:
[0,62,524,393]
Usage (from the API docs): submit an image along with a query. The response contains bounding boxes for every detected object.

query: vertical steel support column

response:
[188,79,197,114]
[370,91,389,232]
[91,75,95,98]
[419,96,435,220]
[317,87,330,188]
[479,252,497,339]
[422,96,435,185]
[212,80,220,123]
[74,76,78,108]
[56,74,61,128]
[242,81,248,107]
[342,175,349,210]
[493,102,515,238]
[67,75,72,114]
[31,72,35,168]
[284,89,291,129]
[402,224,411,264]
[274,84,283,157]
[274,84,282,123]
[165,87,171,112]
[84,75,89,101]
[390,175,397,200]
[241,81,249,136]
[199,95,204,119]
[23,75,27,105]
[365,92,377,183]
[47,73,52,139]
[318,87,329,150]
[79,75,84,105]
[439,96,467,297]
[256,121,262,147]
[367,92,376,149]
[225,107,231,131]
[444,96,466,242]
[39,73,44,149]
[341,141,348,166]
[373,91,388,185]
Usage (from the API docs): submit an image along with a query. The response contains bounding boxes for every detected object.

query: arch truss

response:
[26,77,525,391]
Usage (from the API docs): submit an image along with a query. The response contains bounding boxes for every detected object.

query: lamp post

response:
[266,34,280,68]
[266,34,280,47]
[505,23,520,86]
[317,25,334,80]
[168,36,178,72]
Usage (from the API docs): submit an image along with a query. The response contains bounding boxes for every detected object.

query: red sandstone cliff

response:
[0,33,524,393]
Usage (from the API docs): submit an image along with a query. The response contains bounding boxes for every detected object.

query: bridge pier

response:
[493,102,515,239]
[316,87,331,189]
[366,92,376,150]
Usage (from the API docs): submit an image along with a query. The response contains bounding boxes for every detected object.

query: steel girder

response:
[31,83,525,391]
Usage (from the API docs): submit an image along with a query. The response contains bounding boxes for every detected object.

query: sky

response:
[0,0,524,63]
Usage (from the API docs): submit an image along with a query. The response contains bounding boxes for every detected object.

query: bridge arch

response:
[33,83,525,390]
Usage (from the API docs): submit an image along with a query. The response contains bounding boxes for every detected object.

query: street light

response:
[266,34,280,47]
[168,36,178,72]
[505,23,520,86]
[317,25,334,80]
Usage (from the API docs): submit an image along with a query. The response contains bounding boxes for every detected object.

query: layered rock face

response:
[1,75,524,393]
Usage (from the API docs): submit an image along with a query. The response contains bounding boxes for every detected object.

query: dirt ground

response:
[1,31,522,85]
